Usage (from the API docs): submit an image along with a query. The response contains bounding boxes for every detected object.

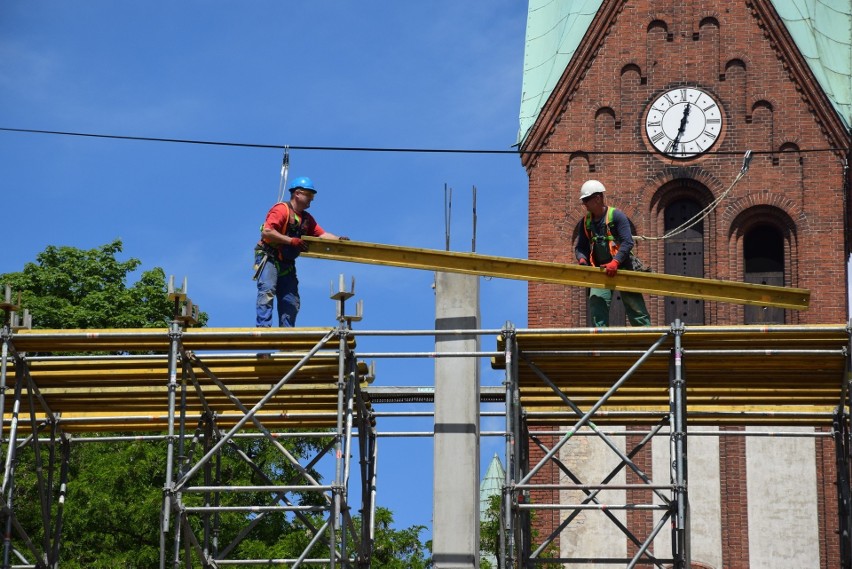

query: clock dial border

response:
[644,87,724,159]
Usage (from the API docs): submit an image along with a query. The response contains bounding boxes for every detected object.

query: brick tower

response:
[517,0,851,567]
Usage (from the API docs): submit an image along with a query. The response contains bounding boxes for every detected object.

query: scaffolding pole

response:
[1,311,850,567]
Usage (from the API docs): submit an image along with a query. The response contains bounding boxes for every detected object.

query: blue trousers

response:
[255,251,299,327]
[589,288,651,327]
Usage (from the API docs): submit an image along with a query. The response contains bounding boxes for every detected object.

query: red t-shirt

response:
[263,203,325,238]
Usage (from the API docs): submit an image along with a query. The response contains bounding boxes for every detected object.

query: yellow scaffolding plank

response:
[303,238,810,310]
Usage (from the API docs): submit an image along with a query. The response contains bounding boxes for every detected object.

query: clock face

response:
[644,87,723,158]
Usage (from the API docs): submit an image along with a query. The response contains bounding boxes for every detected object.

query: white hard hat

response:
[579,179,606,201]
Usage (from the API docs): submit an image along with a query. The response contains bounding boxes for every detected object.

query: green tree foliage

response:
[370,507,431,568]
[3,241,430,568]
[0,239,207,329]
[479,494,561,569]
[480,494,501,569]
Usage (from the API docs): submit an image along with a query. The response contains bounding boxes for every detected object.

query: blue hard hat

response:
[288,176,316,193]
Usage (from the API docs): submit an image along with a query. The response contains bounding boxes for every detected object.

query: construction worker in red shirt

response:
[254,176,348,327]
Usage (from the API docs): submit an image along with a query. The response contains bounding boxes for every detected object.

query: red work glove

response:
[289,237,308,251]
[578,258,589,266]
[602,260,619,277]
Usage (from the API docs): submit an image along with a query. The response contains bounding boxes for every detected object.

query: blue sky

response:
[1,2,530,539]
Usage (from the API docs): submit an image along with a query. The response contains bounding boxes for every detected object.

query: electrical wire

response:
[0,127,845,156]
[635,151,753,242]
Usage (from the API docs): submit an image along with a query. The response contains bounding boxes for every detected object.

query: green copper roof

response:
[518,0,852,145]
[479,453,505,519]
[773,0,851,130]
[518,0,603,145]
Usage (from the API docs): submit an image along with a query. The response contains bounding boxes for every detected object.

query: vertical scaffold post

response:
[355,382,377,569]
[170,357,191,567]
[0,282,28,569]
[0,326,9,455]
[160,319,182,569]
[0,321,10,471]
[331,274,358,568]
[834,406,851,568]
[501,321,518,569]
[838,320,852,568]
[0,284,21,460]
[2,347,25,569]
[669,319,690,568]
[330,324,346,569]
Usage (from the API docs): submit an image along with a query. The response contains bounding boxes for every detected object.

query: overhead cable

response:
[0,127,844,156]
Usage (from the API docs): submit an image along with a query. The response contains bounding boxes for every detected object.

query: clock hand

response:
[668,103,691,155]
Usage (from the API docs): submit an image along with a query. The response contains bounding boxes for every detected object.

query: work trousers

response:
[589,288,651,327]
[255,251,300,327]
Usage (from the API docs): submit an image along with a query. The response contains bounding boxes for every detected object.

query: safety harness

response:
[583,206,620,267]
[256,202,308,274]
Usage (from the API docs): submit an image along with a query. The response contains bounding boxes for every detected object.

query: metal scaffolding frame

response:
[492,320,852,568]
[1,280,851,567]
[0,282,379,569]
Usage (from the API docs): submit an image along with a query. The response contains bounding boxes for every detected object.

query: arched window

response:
[665,199,705,324]
[744,225,785,323]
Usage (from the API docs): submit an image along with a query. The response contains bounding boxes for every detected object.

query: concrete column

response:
[432,272,481,568]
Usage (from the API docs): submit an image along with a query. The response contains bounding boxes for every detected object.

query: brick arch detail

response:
[641,167,724,247]
[647,18,669,34]
[698,15,720,28]
[721,191,806,233]
[644,167,724,211]
[595,106,617,120]
[725,203,802,323]
[750,97,775,114]
[566,152,592,174]
[620,64,645,127]
[635,172,721,325]
[646,17,672,83]
[724,56,750,73]
[746,96,777,125]
[620,62,643,77]
[774,138,802,165]
[695,14,721,76]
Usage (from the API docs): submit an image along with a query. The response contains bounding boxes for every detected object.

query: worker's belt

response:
[255,243,296,276]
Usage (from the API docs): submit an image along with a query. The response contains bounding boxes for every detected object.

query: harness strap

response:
[583,207,620,266]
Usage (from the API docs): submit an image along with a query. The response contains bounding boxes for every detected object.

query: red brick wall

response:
[523,0,848,328]
[625,429,654,558]
[817,426,841,568]
[521,0,849,565]
[719,427,750,569]
[526,433,561,553]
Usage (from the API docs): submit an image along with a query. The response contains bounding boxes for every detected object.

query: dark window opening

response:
[664,198,705,324]
[744,225,785,324]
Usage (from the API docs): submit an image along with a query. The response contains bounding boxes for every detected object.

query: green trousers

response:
[589,288,651,327]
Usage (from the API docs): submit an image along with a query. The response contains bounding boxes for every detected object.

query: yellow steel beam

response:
[303,238,810,310]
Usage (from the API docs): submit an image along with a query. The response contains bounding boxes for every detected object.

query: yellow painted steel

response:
[4,327,368,431]
[302,238,810,310]
[11,326,348,352]
[4,323,848,430]
[492,324,848,426]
